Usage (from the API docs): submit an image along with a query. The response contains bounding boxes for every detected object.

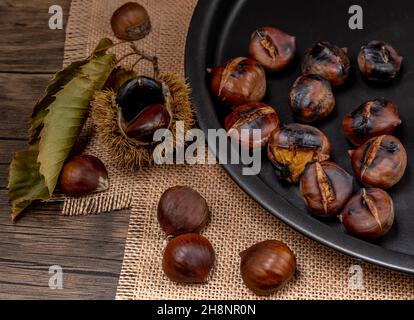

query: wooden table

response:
[0,0,129,299]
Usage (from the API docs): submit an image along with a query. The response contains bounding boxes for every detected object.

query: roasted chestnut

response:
[267,124,331,183]
[302,42,350,87]
[341,188,394,239]
[248,27,296,72]
[60,155,109,197]
[162,233,215,284]
[225,102,280,149]
[288,74,335,123]
[240,240,296,296]
[349,135,407,189]
[157,186,209,237]
[207,57,266,106]
[300,161,353,217]
[358,41,403,83]
[343,99,401,146]
[111,2,151,41]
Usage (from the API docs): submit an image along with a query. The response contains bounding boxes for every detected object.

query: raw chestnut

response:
[111,2,151,41]
[157,186,209,237]
[267,124,331,183]
[288,74,335,123]
[116,76,165,123]
[240,240,296,296]
[124,103,171,143]
[302,42,350,87]
[225,102,280,149]
[60,155,109,197]
[300,161,353,217]
[341,188,394,239]
[349,135,407,189]
[248,27,296,72]
[207,57,266,106]
[358,41,403,83]
[343,99,401,146]
[162,233,215,284]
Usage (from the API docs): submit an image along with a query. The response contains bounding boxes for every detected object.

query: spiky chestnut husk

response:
[91,72,194,169]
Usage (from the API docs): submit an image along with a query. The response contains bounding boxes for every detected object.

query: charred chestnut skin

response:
[288,74,335,123]
[162,233,215,283]
[341,188,394,239]
[350,135,407,189]
[267,124,331,183]
[124,104,171,143]
[343,99,401,146]
[300,161,353,217]
[302,42,350,87]
[157,186,209,237]
[240,240,296,296]
[249,27,296,72]
[225,102,280,149]
[358,41,403,83]
[208,57,266,106]
[116,76,165,123]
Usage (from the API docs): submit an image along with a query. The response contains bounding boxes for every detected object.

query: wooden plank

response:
[0,0,69,73]
[0,140,27,164]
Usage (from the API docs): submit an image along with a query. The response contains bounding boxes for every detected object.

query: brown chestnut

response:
[162,233,215,284]
[267,124,331,183]
[343,99,401,146]
[240,240,296,296]
[124,103,171,143]
[350,135,407,189]
[60,155,109,197]
[288,74,335,123]
[111,2,151,41]
[358,41,403,83]
[157,186,209,237]
[341,188,394,239]
[302,42,350,87]
[207,57,266,106]
[248,27,296,72]
[225,102,280,149]
[300,161,353,217]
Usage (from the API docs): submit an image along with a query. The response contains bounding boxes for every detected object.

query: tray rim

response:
[184,0,414,274]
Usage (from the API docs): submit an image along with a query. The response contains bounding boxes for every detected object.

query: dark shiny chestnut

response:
[116,76,165,123]
[300,161,353,217]
[240,240,296,296]
[302,42,350,87]
[157,186,209,237]
[225,102,280,149]
[358,41,403,83]
[267,124,331,183]
[249,27,296,72]
[288,74,335,123]
[343,99,401,146]
[207,57,266,106]
[349,135,407,189]
[341,188,394,239]
[162,233,215,284]
[124,103,171,143]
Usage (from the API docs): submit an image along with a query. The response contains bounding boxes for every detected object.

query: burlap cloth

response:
[63,0,414,299]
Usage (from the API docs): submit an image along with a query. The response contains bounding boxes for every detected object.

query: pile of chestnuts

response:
[208,26,406,240]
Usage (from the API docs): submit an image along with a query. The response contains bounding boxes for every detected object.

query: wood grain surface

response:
[0,0,130,300]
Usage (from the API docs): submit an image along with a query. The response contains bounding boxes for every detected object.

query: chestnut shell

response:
[288,74,335,123]
[267,123,331,183]
[225,102,280,149]
[300,161,354,217]
[341,188,394,240]
[349,135,407,189]
[342,99,401,146]
[302,42,350,87]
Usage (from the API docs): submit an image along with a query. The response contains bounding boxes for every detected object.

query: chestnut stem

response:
[116,52,137,65]
[130,43,160,79]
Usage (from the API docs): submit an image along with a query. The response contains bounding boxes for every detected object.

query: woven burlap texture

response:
[63,0,414,299]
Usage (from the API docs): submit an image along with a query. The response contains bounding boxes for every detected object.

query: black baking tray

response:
[185,0,414,273]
